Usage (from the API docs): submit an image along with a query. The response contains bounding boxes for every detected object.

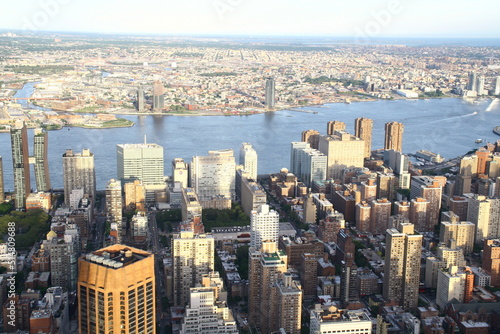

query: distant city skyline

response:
[1,0,500,38]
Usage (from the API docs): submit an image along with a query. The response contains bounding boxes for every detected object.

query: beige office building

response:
[124,180,146,212]
[383,222,422,310]
[240,143,258,180]
[172,158,189,188]
[240,176,267,216]
[78,245,156,334]
[63,149,96,205]
[190,149,236,209]
[318,131,365,180]
[172,231,214,307]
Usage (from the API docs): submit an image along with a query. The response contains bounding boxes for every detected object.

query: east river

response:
[1,97,499,191]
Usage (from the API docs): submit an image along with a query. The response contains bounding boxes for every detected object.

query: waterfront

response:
[0,97,499,191]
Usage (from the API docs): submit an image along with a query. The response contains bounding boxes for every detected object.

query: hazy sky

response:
[1,0,499,38]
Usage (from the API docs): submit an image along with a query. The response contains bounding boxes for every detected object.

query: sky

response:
[0,0,499,38]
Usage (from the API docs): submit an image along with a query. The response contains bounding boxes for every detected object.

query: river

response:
[1,87,499,191]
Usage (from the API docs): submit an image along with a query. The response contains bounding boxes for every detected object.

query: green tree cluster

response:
[202,204,249,231]
[0,210,50,249]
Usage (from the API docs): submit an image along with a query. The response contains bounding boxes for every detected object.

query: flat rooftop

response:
[83,245,152,269]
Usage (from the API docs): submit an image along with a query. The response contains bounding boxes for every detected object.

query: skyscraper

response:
[106,179,123,244]
[383,222,422,310]
[124,179,146,212]
[354,117,373,159]
[78,245,156,334]
[63,149,96,205]
[10,122,30,209]
[327,121,346,135]
[172,158,189,188]
[483,239,500,287]
[384,121,404,152]
[152,80,164,111]
[239,142,258,180]
[190,149,236,208]
[476,75,485,95]
[248,242,302,334]
[318,131,365,180]
[136,86,145,112]
[265,78,275,109]
[0,156,4,203]
[467,71,477,91]
[301,129,320,149]
[33,128,51,192]
[250,204,279,251]
[172,231,214,307]
[495,76,500,95]
[290,142,327,187]
[117,142,164,202]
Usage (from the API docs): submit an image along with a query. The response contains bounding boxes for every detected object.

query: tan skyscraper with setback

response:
[78,245,156,334]
[318,131,365,180]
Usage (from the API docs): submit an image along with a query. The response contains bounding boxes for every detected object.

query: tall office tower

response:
[43,229,79,291]
[483,239,500,287]
[136,86,145,112]
[10,122,30,209]
[250,204,279,250]
[476,75,485,95]
[78,245,156,334]
[303,193,317,224]
[290,141,309,175]
[172,158,189,188]
[0,156,4,202]
[394,201,410,218]
[411,177,443,232]
[360,178,377,201]
[409,197,429,230]
[300,253,318,300]
[455,155,478,195]
[449,196,469,221]
[310,305,372,334]
[131,211,148,241]
[436,266,470,309]
[124,179,146,212]
[248,242,302,334]
[106,179,123,244]
[466,195,500,243]
[301,129,320,149]
[181,187,203,222]
[240,142,258,180]
[117,142,164,203]
[440,213,475,255]
[63,149,96,205]
[190,149,236,208]
[240,175,267,216]
[377,172,396,200]
[475,148,489,175]
[318,131,365,180]
[495,76,500,95]
[383,222,422,310]
[383,149,410,189]
[152,80,164,111]
[354,117,373,158]
[467,71,477,91]
[327,120,346,135]
[290,142,327,187]
[180,286,238,334]
[355,201,371,232]
[265,78,276,109]
[33,128,51,192]
[370,198,392,235]
[384,121,404,152]
[425,242,466,289]
[172,231,214,306]
[336,230,359,304]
